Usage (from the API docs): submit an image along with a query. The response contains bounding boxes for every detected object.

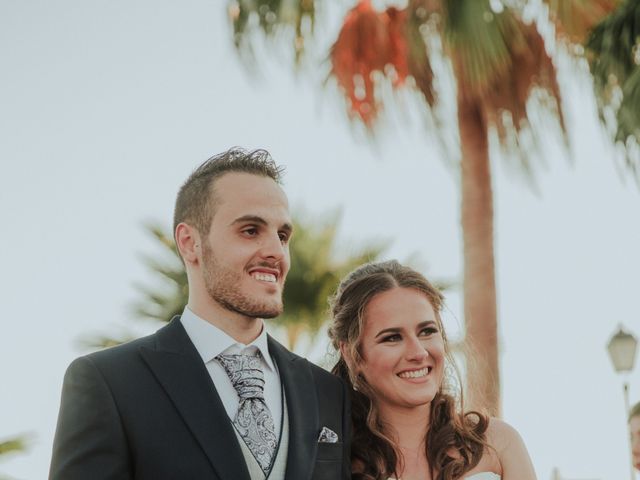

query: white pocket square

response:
[317,426,339,443]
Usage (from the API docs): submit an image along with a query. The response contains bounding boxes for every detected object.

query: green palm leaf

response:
[587,0,640,172]
[228,0,316,64]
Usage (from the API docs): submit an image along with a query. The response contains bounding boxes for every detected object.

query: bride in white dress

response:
[328,261,536,480]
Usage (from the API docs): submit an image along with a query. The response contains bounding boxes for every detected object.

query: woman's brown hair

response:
[328,260,488,480]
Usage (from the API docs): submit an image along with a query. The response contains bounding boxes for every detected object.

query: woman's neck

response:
[379,403,432,480]
[380,403,430,447]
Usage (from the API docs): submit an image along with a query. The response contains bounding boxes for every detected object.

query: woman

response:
[328,260,536,480]
[630,401,640,472]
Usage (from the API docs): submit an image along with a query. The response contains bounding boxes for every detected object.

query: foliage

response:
[0,436,28,457]
[544,0,624,44]
[84,214,386,351]
[586,0,640,173]
[228,0,317,65]
[130,223,188,324]
[0,434,30,480]
[279,210,386,348]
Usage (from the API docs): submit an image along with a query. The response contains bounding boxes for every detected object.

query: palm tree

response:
[227,0,565,415]
[225,0,640,416]
[83,214,385,352]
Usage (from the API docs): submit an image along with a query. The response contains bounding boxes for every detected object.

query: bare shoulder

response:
[485,418,522,452]
[485,418,537,479]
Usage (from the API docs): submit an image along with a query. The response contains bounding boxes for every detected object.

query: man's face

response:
[200,172,292,319]
[631,414,640,471]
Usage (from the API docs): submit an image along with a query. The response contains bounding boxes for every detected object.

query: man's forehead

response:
[211,172,289,213]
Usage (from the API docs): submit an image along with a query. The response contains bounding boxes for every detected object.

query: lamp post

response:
[606,326,638,480]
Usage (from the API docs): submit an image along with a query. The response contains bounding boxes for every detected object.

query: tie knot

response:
[216,353,265,400]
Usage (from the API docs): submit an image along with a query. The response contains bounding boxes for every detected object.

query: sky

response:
[1,1,640,479]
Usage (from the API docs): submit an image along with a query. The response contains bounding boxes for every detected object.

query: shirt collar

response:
[179,307,275,371]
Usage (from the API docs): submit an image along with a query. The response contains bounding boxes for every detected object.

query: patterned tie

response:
[216,353,277,474]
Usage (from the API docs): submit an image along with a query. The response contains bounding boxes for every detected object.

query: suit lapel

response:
[139,318,250,480]
[268,336,319,480]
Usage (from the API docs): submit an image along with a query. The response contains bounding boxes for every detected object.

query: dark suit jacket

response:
[50,318,350,480]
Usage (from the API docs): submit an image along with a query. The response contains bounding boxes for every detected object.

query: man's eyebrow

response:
[230,215,294,233]
[230,215,267,226]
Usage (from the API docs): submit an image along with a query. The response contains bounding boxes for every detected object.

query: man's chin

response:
[236,301,283,319]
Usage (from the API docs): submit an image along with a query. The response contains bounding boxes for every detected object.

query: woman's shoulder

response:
[485,417,524,452]
[483,418,537,478]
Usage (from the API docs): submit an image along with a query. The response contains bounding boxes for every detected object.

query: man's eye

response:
[278,232,290,243]
[242,227,258,236]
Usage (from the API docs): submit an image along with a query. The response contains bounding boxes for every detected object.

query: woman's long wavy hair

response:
[328,260,489,480]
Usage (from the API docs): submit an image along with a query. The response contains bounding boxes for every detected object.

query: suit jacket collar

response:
[268,336,320,480]
[140,317,322,480]
[139,317,251,480]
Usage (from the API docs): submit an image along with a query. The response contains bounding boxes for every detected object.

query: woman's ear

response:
[339,342,356,374]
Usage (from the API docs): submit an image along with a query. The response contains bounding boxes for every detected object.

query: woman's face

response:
[355,287,445,415]
[631,414,640,471]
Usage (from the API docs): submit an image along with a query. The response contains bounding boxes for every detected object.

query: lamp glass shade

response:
[607,328,638,373]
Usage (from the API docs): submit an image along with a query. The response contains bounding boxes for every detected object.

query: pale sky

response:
[1,1,639,479]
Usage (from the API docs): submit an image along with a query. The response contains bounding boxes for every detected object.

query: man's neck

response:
[187,300,264,345]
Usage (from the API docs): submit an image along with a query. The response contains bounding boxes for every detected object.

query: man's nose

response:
[258,232,286,261]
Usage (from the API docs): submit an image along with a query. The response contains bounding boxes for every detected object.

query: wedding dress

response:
[389,474,500,480]
[465,474,501,480]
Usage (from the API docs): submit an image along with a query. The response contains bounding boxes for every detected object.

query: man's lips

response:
[248,267,280,283]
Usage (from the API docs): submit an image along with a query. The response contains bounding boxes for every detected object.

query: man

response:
[50,148,350,480]
[631,401,640,473]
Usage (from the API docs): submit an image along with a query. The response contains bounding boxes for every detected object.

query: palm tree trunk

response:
[458,96,500,417]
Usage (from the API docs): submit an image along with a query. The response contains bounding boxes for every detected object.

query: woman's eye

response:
[419,327,438,336]
[382,334,401,342]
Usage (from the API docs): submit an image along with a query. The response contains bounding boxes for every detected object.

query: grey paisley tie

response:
[216,353,277,474]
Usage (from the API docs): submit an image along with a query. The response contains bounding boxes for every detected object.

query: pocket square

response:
[317,426,339,443]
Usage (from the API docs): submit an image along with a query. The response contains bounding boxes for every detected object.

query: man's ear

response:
[175,222,201,265]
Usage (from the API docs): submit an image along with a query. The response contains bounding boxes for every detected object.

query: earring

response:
[352,373,364,392]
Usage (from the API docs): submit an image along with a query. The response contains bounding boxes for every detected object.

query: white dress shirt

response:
[180,307,283,434]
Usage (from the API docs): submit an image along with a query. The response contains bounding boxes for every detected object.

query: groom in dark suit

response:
[49,148,350,480]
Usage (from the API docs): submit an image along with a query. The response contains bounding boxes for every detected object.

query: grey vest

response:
[234,395,289,480]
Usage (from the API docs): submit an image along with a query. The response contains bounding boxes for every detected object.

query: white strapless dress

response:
[389,474,500,480]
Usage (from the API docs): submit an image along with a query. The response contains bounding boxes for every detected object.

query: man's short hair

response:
[630,401,640,422]
[173,147,284,236]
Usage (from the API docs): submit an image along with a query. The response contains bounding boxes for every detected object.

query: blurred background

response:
[1,0,640,478]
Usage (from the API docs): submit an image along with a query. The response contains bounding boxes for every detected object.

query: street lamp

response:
[606,326,638,480]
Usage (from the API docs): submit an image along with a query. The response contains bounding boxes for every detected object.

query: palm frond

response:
[129,223,189,323]
[544,0,623,44]
[0,437,28,457]
[76,332,136,350]
[329,0,440,127]
[446,2,564,168]
[587,0,640,173]
[278,210,386,348]
[444,0,515,99]
[228,0,316,65]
